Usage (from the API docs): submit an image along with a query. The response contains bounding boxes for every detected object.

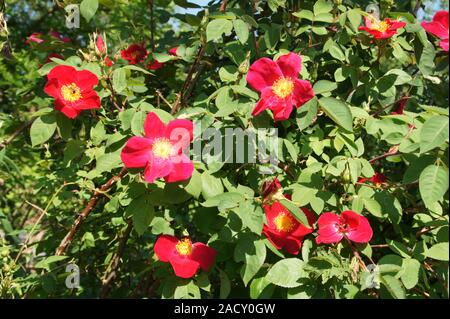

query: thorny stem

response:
[100,220,133,298]
[55,168,127,256]
[170,44,206,115]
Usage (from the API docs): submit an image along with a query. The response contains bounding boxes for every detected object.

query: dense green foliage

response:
[0,0,448,299]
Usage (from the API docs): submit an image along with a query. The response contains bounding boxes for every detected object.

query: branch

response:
[100,220,133,298]
[0,120,32,150]
[170,44,206,115]
[55,168,127,256]
[220,0,228,12]
[368,149,398,164]
[416,226,437,239]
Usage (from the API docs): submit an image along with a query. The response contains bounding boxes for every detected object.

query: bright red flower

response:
[44,65,100,119]
[169,47,179,56]
[147,60,164,70]
[263,201,315,255]
[247,52,315,121]
[154,235,216,278]
[121,43,148,64]
[358,172,387,186]
[421,11,449,52]
[316,210,373,244]
[120,112,194,183]
[359,16,406,39]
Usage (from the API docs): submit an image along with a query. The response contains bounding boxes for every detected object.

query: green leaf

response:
[80,0,99,22]
[266,258,305,288]
[420,116,449,153]
[206,19,233,42]
[347,9,362,32]
[126,194,155,236]
[313,80,337,95]
[293,10,314,21]
[131,111,146,136]
[35,256,69,270]
[426,242,449,261]
[296,96,318,131]
[284,139,298,163]
[202,192,244,209]
[313,0,333,15]
[235,201,264,234]
[417,42,436,76]
[233,19,249,44]
[94,151,122,174]
[112,68,127,93]
[419,165,449,208]
[329,44,345,61]
[319,97,353,132]
[401,258,421,289]
[201,172,224,199]
[184,169,202,199]
[267,0,286,11]
[381,275,406,299]
[279,199,309,227]
[250,275,273,299]
[90,121,106,146]
[241,239,266,286]
[30,113,57,147]
[219,270,231,299]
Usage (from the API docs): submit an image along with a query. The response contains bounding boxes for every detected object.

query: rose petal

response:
[246,58,283,92]
[191,243,217,271]
[164,154,194,183]
[144,112,166,140]
[120,136,152,168]
[276,52,302,79]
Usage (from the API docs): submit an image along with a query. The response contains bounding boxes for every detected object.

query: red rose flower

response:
[121,43,148,64]
[359,16,406,39]
[263,201,315,255]
[147,60,164,70]
[247,52,315,121]
[358,172,387,187]
[169,47,179,56]
[44,65,101,119]
[421,11,449,52]
[154,235,216,278]
[316,210,373,244]
[120,112,194,183]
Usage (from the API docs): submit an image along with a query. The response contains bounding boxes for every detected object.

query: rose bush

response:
[0,0,448,299]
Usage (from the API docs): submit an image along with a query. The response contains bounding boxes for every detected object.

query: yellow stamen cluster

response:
[152,138,173,159]
[61,83,82,102]
[176,238,193,256]
[371,20,389,33]
[272,77,294,99]
[274,213,295,232]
